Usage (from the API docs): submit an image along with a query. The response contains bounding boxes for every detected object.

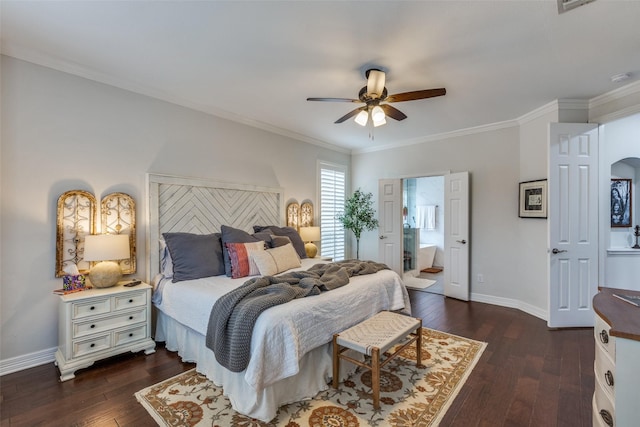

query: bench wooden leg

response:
[332,334,339,389]
[372,347,380,410]
[416,321,422,367]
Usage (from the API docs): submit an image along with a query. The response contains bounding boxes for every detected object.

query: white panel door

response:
[548,123,599,328]
[378,179,402,275]
[444,172,470,301]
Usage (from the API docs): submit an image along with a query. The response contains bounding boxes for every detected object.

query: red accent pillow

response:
[225,241,264,279]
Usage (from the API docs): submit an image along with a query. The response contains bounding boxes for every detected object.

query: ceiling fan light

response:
[367,69,385,99]
[354,110,369,126]
[371,105,386,127]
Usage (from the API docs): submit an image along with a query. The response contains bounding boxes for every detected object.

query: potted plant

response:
[338,188,379,259]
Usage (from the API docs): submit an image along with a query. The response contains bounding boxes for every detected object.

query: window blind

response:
[319,164,346,260]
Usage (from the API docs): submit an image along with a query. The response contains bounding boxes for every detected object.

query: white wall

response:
[352,126,524,305]
[0,56,350,369]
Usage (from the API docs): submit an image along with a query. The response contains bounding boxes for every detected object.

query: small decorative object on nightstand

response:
[299,226,320,258]
[633,225,640,249]
[83,234,130,288]
[54,282,156,381]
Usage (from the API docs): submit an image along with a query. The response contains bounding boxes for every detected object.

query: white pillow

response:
[250,243,301,276]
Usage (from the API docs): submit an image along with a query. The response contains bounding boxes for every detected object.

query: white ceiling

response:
[2,1,639,152]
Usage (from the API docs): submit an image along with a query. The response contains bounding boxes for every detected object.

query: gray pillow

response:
[253,225,307,258]
[220,225,261,276]
[162,232,225,282]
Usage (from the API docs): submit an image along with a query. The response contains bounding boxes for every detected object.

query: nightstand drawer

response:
[73,309,147,339]
[114,291,146,311]
[72,298,111,319]
[73,334,111,358]
[114,325,147,347]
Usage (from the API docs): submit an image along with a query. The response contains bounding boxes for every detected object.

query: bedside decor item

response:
[286,202,300,229]
[83,234,130,288]
[299,226,321,258]
[611,178,631,227]
[633,225,640,249]
[101,192,136,274]
[337,189,379,259]
[300,201,313,227]
[56,190,97,277]
[518,179,547,218]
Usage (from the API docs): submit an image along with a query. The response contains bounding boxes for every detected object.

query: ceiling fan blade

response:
[380,104,407,121]
[385,88,446,103]
[335,107,366,124]
[307,97,361,103]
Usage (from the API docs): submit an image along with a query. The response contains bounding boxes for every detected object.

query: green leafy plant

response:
[337,188,380,259]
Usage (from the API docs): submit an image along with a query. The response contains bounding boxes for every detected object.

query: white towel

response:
[416,205,436,230]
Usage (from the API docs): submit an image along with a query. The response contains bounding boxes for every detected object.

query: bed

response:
[146,173,410,422]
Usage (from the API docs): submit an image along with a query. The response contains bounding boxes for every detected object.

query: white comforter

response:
[154,259,409,391]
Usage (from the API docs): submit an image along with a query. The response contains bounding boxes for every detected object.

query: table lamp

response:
[299,226,321,258]
[83,234,130,288]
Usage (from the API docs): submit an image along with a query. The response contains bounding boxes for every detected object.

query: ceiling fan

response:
[307,69,446,127]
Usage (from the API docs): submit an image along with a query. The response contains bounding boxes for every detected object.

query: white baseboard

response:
[0,347,56,376]
[470,292,548,322]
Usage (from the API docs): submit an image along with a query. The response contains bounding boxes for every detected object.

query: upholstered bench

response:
[332,311,422,409]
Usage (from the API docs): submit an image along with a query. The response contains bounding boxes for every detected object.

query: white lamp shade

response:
[299,226,321,242]
[372,105,386,127]
[83,234,130,261]
[354,110,369,126]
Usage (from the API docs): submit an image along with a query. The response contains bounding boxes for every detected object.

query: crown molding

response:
[590,80,640,108]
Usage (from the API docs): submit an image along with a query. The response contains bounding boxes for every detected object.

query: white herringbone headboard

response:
[146,173,284,281]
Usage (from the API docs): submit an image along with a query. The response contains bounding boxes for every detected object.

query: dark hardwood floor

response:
[0,291,594,426]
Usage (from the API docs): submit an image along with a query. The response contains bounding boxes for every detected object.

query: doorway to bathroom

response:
[401,175,445,294]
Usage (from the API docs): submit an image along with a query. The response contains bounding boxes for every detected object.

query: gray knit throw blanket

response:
[205,260,389,372]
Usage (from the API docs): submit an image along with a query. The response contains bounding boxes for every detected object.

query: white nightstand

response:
[54,283,156,381]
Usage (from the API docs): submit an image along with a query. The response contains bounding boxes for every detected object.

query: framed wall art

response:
[519,179,547,218]
[611,178,632,227]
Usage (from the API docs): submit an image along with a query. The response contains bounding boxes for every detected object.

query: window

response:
[319,162,346,260]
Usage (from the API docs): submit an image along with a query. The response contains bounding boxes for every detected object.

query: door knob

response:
[379,235,387,240]
[551,248,567,254]
[456,239,466,244]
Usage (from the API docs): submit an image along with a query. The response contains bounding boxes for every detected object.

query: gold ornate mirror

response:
[286,202,300,230]
[56,190,97,277]
[101,192,136,274]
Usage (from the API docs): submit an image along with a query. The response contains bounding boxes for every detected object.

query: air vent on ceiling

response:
[558,0,596,14]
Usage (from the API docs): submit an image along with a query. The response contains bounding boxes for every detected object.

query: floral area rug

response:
[135,328,486,427]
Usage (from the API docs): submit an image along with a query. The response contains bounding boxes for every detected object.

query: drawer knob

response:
[599,329,609,344]
[128,299,134,303]
[90,343,95,348]
[90,306,95,311]
[90,324,95,329]
[129,316,134,320]
[129,333,134,337]
[599,409,613,426]
[605,370,614,387]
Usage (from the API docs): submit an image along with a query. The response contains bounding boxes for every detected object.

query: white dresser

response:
[54,283,156,381]
[592,287,640,427]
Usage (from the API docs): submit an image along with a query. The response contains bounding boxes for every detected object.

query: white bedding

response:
[155,259,409,390]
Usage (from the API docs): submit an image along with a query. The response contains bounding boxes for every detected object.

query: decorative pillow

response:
[162,232,225,282]
[250,243,301,276]
[225,241,265,279]
[220,225,261,276]
[270,235,292,248]
[253,225,307,259]
[159,239,174,279]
